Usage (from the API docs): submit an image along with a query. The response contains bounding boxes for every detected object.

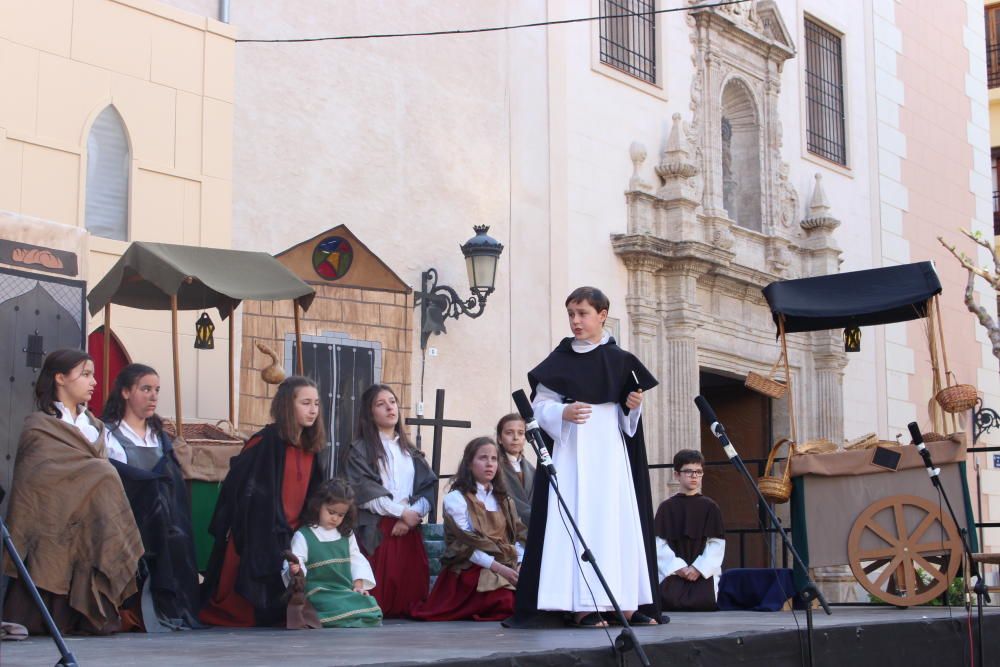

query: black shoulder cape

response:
[653,493,724,612]
[509,337,663,626]
[108,428,201,629]
[200,423,323,625]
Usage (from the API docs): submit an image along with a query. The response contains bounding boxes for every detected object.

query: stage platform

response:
[3,607,999,667]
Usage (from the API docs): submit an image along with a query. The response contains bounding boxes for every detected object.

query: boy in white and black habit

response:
[509,286,663,629]
[654,449,725,611]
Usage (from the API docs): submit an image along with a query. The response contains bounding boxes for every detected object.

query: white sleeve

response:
[410,496,431,518]
[282,530,310,585]
[533,383,571,443]
[104,431,128,464]
[363,496,406,518]
[691,538,726,580]
[443,491,494,570]
[515,541,524,564]
[348,533,376,590]
[656,536,689,582]
[618,401,642,437]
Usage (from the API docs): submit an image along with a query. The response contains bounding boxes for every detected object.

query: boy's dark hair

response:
[673,448,705,470]
[350,383,418,471]
[565,286,610,314]
[301,478,358,536]
[102,363,163,434]
[35,348,93,417]
[271,376,326,453]
[450,436,509,500]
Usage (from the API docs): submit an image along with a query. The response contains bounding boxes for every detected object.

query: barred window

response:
[986,6,1000,88]
[804,18,847,166]
[599,0,656,84]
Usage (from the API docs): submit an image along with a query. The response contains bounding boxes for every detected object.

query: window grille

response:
[804,19,847,166]
[599,0,656,84]
[987,7,1000,88]
[85,106,130,241]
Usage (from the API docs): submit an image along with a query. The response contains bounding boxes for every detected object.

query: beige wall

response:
[0,0,236,423]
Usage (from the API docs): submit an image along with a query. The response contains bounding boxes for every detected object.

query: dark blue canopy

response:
[762,261,941,334]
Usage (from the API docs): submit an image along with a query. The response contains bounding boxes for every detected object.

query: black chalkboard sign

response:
[870,446,902,471]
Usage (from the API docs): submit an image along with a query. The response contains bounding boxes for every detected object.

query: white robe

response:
[533,337,652,612]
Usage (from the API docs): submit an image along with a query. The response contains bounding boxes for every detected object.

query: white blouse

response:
[283,525,376,590]
[54,402,100,444]
[442,484,524,570]
[362,434,431,518]
[105,420,161,464]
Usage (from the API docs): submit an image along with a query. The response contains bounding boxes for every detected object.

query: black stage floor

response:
[3,607,999,666]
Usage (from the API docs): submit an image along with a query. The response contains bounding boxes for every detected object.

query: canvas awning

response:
[87,241,315,317]
[762,261,942,334]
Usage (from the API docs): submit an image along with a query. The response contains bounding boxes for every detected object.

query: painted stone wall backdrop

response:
[239,285,412,437]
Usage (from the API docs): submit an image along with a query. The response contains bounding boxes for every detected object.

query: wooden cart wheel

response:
[847,494,962,607]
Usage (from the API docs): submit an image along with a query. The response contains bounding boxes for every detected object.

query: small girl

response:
[342,384,436,618]
[412,437,526,622]
[496,414,535,529]
[285,480,382,628]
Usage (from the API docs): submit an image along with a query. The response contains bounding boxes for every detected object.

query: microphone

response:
[512,389,556,476]
[907,422,940,479]
[694,395,739,461]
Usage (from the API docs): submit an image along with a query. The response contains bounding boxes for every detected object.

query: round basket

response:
[935,383,978,414]
[758,438,795,504]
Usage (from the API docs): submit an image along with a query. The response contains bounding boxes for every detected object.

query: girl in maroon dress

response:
[342,384,436,617]
[199,376,325,627]
[412,437,526,621]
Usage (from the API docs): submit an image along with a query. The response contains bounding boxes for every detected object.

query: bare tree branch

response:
[938,236,1000,290]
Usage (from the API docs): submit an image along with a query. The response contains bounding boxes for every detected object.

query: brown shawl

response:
[3,411,143,628]
[441,492,526,592]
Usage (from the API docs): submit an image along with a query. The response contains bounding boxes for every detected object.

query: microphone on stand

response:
[512,389,556,476]
[907,422,941,480]
[694,395,739,461]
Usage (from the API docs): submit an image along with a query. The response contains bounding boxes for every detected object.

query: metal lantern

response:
[844,326,861,353]
[460,225,504,300]
[195,311,216,350]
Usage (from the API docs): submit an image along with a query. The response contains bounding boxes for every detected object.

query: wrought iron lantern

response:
[195,311,215,350]
[844,326,861,353]
[414,225,505,350]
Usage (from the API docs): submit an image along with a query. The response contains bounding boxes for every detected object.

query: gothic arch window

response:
[720,79,762,232]
[84,106,130,241]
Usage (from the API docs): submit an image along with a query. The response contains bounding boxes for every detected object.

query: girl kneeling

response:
[286,480,382,628]
[412,437,526,622]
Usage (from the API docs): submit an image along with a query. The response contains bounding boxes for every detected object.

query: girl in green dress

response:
[286,480,383,627]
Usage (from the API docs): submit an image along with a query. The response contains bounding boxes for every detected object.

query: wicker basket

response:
[758,438,796,504]
[844,432,878,450]
[745,351,788,399]
[935,372,978,414]
[796,438,838,455]
[161,419,244,445]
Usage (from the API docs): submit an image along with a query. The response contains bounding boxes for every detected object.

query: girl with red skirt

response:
[342,384,436,618]
[412,436,526,622]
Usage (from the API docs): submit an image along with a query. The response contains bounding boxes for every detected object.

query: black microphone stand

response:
[522,429,652,667]
[699,418,831,667]
[908,425,988,667]
[0,487,79,666]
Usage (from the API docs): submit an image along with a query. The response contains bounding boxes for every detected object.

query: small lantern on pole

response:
[195,311,216,350]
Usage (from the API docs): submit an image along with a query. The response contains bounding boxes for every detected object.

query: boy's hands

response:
[353,579,369,595]
[625,391,643,410]
[676,566,702,581]
[401,508,422,528]
[491,561,519,585]
[391,519,410,536]
[562,402,592,424]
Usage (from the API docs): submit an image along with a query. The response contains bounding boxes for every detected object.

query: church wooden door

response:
[699,375,772,570]
[0,268,85,515]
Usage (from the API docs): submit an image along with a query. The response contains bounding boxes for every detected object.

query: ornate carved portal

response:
[612,1,846,483]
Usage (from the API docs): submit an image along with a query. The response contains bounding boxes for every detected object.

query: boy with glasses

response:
[653,449,725,611]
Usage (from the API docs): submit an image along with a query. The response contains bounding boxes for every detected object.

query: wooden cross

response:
[405,388,471,522]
